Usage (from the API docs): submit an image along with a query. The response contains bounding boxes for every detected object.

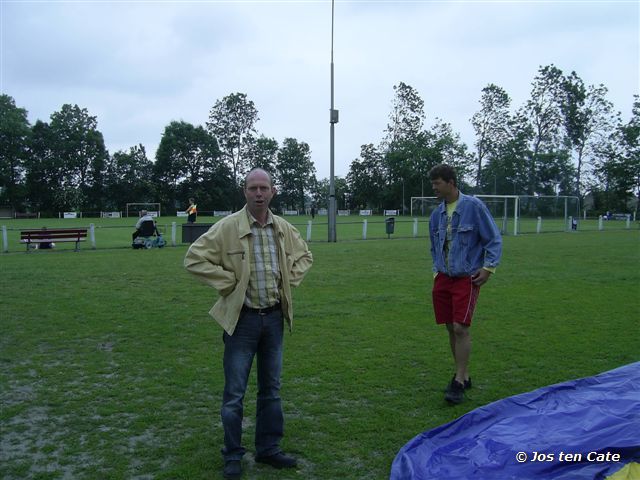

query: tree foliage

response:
[106,145,154,210]
[0,94,31,209]
[2,70,636,218]
[275,138,316,211]
[206,92,259,190]
[471,84,511,186]
[154,120,232,211]
[383,82,425,148]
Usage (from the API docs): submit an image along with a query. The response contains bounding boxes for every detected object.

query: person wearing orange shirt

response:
[186,198,197,223]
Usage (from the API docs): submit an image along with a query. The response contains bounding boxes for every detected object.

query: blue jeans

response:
[221,309,284,461]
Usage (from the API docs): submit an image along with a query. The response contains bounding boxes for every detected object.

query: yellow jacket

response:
[184,205,313,335]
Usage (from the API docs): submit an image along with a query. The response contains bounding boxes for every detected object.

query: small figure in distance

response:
[186,198,197,223]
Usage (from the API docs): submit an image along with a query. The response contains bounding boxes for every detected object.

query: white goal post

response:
[411,195,580,235]
[411,195,517,235]
[474,195,519,236]
[126,203,161,217]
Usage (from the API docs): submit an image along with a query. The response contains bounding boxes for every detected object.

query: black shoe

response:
[223,460,242,479]
[445,379,465,405]
[255,452,298,469]
[445,375,472,392]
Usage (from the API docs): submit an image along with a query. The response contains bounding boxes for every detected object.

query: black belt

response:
[242,303,281,315]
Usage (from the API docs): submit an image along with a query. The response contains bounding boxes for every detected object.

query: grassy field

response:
[1,227,639,479]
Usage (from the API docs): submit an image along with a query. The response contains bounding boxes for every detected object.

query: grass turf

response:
[1,229,638,479]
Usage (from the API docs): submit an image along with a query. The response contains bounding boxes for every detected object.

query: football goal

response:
[411,196,513,235]
[410,195,580,235]
[126,203,161,217]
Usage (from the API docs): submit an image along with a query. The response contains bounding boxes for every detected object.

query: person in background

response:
[428,164,502,405]
[186,198,197,223]
[184,168,313,479]
[37,226,54,249]
[132,210,157,240]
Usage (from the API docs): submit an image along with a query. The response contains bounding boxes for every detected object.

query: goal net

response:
[513,195,580,234]
[411,195,580,235]
[412,196,513,234]
[410,197,440,218]
[126,203,161,218]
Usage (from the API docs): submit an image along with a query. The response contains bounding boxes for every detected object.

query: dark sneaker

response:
[445,379,465,405]
[223,460,242,479]
[255,452,298,469]
[445,375,472,392]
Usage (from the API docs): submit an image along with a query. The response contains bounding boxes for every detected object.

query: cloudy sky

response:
[2,0,638,180]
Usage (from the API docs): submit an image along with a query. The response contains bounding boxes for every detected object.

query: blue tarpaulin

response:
[390,362,640,480]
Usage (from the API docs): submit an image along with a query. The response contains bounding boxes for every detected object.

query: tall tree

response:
[621,96,640,214]
[313,177,348,210]
[48,104,108,210]
[0,94,31,209]
[471,84,511,188]
[105,144,154,210]
[275,138,316,211]
[591,96,640,213]
[246,135,279,180]
[383,82,425,148]
[480,112,532,195]
[561,72,617,196]
[523,65,566,194]
[347,144,385,210]
[154,120,226,212]
[206,92,259,191]
[25,120,59,213]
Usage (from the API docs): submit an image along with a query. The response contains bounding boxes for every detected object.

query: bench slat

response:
[20,237,86,243]
[20,228,88,250]
[20,232,87,239]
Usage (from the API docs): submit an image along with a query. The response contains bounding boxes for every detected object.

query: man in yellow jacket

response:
[184,168,313,479]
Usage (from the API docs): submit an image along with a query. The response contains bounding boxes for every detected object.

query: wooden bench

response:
[20,228,88,252]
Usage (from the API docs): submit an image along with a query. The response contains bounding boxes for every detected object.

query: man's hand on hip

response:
[471,269,491,286]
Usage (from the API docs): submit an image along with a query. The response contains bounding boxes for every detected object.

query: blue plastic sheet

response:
[390,362,640,480]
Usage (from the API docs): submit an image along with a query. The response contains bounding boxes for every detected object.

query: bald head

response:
[244,168,276,223]
[244,168,273,187]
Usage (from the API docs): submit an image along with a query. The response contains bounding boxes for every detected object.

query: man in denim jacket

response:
[428,164,502,404]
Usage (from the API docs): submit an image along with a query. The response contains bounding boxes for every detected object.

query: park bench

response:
[20,228,88,252]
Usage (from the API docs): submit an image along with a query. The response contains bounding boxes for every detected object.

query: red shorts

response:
[432,273,480,325]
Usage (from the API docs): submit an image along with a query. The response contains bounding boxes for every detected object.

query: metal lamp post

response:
[328,0,338,242]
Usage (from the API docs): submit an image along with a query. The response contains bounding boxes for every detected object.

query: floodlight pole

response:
[328,0,338,242]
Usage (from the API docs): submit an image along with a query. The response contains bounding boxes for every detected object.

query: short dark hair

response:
[429,164,457,186]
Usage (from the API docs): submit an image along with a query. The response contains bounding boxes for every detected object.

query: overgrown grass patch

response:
[1,230,638,479]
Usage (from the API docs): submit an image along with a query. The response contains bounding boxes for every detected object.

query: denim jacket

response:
[429,192,502,277]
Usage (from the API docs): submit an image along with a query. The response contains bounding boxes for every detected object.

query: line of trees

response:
[1,64,638,217]
[0,92,318,215]
[347,65,639,215]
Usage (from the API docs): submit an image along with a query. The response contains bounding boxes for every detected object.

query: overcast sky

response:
[2,0,638,180]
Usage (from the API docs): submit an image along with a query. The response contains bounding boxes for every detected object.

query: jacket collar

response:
[438,191,469,215]
[237,205,280,238]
